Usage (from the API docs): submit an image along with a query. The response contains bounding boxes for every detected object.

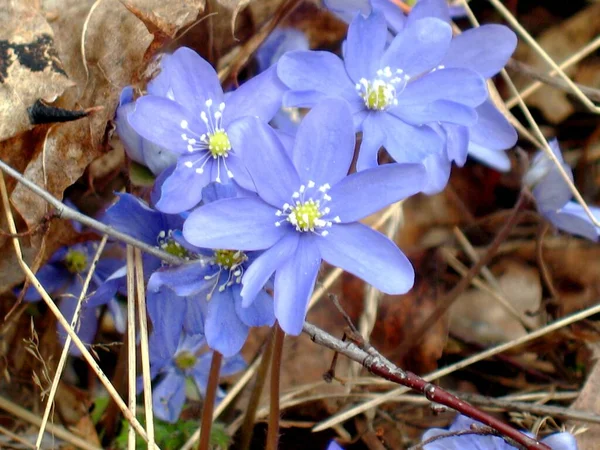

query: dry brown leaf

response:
[570,360,600,449]
[0,0,73,141]
[120,0,205,38]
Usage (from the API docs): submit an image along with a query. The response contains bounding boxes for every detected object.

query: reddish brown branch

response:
[302,322,551,450]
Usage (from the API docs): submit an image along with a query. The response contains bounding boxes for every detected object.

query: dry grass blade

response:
[134,248,155,448]
[0,424,36,449]
[35,235,109,449]
[0,171,155,447]
[488,0,600,114]
[0,396,101,450]
[126,246,137,450]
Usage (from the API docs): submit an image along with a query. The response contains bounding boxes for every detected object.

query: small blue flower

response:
[128,47,286,213]
[148,332,245,423]
[21,242,124,356]
[326,440,345,450]
[277,8,489,174]
[103,188,274,357]
[183,99,427,335]
[256,27,310,134]
[421,415,578,450]
[524,140,600,241]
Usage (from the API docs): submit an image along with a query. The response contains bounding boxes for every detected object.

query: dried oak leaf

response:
[0,1,73,141]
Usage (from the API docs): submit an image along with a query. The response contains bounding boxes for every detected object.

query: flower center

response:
[157,230,190,260]
[204,249,247,300]
[179,99,234,183]
[275,181,340,236]
[64,250,87,274]
[174,350,197,370]
[208,130,231,157]
[214,249,246,269]
[356,67,410,111]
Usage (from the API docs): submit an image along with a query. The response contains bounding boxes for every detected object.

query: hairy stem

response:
[265,324,285,450]
[198,351,223,450]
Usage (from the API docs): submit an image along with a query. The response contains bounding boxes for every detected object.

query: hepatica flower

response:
[421,415,578,450]
[22,242,124,356]
[277,7,489,171]
[183,99,427,334]
[128,47,286,213]
[148,332,245,423]
[524,140,600,241]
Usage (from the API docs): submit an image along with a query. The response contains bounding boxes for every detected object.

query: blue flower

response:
[115,86,178,176]
[21,242,124,356]
[182,99,426,335]
[421,415,578,449]
[103,187,275,357]
[127,47,286,213]
[277,8,489,176]
[148,332,245,423]
[524,140,600,241]
[326,441,345,450]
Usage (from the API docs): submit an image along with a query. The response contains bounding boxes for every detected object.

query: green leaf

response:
[129,161,156,187]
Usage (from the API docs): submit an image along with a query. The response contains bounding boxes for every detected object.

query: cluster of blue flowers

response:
[21,0,594,438]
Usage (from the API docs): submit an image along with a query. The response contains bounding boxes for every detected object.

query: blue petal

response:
[162,47,224,113]
[324,0,370,23]
[57,293,98,357]
[234,285,275,327]
[468,143,511,172]
[148,262,213,297]
[356,113,386,171]
[317,223,414,294]
[228,117,299,206]
[183,197,287,251]
[277,51,353,97]
[372,0,406,33]
[282,90,329,108]
[377,113,443,163]
[381,18,452,77]
[441,123,470,166]
[224,66,286,125]
[392,100,478,127]
[545,201,600,242]
[129,96,206,154]
[153,370,186,423]
[147,288,186,360]
[155,154,213,213]
[102,193,167,245]
[201,181,238,203]
[541,432,579,450]
[241,233,299,307]
[23,263,71,302]
[274,236,321,335]
[328,162,426,223]
[205,287,249,357]
[395,68,488,108]
[408,0,451,24]
[345,11,388,83]
[292,98,355,187]
[441,25,517,78]
[422,151,452,195]
[220,353,247,376]
[184,295,207,336]
[469,100,517,150]
[256,28,309,72]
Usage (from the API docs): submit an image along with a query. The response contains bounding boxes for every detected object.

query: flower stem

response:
[265,324,285,450]
[198,351,223,450]
[239,332,275,450]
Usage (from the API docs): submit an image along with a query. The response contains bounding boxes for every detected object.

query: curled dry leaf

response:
[0,0,73,141]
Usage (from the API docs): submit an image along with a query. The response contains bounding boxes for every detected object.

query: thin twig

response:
[126,246,137,450]
[506,59,600,102]
[35,235,109,450]
[313,298,600,432]
[239,333,275,450]
[0,171,155,447]
[0,158,184,265]
[266,325,285,450]
[302,322,550,450]
[135,248,155,448]
[198,352,223,450]
[0,424,36,449]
